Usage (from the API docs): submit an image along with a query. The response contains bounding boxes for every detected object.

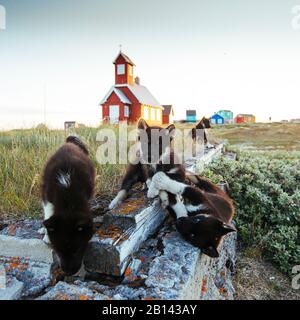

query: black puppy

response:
[191,117,213,147]
[41,136,95,275]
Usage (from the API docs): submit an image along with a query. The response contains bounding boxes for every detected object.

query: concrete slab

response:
[184,144,224,174]
[195,144,224,173]
[144,230,237,300]
[0,235,54,264]
[0,220,54,264]
[0,256,52,298]
[37,281,109,300]
[0,276,24,300]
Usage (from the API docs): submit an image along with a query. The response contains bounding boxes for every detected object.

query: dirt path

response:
[233,251,300,300]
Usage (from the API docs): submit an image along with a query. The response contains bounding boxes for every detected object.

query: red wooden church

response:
[100,52,163,125]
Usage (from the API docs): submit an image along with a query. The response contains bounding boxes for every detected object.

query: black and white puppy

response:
[41,136,95,276]
[191,117,214,148]
[148,172,236,258]
[109,119,185,210]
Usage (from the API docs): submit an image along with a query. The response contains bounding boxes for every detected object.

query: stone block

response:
[84,200,167,276]
[0,255,52,298]
[0,276,24,300]
[0,220,54,264]
[37,281,109,300]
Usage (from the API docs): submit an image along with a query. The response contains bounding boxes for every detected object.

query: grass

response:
[209,122,300,151]
[1,122,300,219]
[0,126,129,219]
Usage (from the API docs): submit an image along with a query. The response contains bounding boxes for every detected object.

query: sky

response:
[0,0,300,130]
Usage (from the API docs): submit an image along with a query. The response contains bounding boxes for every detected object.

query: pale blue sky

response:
[0,0,300,129]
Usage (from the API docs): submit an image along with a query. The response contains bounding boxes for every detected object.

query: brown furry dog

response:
[41,136,95,275]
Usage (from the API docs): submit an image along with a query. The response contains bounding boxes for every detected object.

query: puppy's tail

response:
[66,135,89,155]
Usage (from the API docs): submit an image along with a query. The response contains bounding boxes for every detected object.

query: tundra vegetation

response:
[203,150,300,276]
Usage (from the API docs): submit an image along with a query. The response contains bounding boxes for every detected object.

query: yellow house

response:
[142,105,162,125]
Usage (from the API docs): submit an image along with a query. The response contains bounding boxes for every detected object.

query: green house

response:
[217,110,234,124]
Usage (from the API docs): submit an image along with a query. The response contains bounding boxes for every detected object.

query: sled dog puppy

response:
[191,117,214,148]
[41,136,95,275]
[109,119,185,210]
[148,172,236,258]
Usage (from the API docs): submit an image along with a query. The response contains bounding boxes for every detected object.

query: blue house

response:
[211,113,224,125]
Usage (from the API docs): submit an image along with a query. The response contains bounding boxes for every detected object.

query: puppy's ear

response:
[165,124,176,138]
[219,223,236,236]
[137,118,149,130]
[202,246,219,258]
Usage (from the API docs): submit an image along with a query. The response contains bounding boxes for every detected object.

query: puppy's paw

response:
[152,172,171,191]
[147,182,160,198]
[43,234,51,244]
[38,227,46,235]
[146,179,152,188]
[159,191,169,209]
[206,143,215,149]
[109,198,119,210]
[109,190,127,210]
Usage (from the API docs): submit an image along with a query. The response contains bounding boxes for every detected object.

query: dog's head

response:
[175,214,236,258]
[136,119,175,164]
[195,117,211,130]
[43,213,93,275]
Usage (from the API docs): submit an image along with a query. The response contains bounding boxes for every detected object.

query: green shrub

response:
[203,150,300,275]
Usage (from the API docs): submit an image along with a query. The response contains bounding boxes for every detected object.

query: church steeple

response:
[113,51,135,85]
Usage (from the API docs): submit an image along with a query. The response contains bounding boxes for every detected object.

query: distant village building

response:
[162,105,174,124]
[64,121,79,130]
[100,51,163,125]
[290,119,300,123]
[186,110,197,123]
[217,110,234,124]
[211,113,225,125]
[234,114,256,124]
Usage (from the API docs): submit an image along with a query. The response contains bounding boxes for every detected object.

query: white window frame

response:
[117,64,125,75]
[109,105,120,124]
[124,105,129,118]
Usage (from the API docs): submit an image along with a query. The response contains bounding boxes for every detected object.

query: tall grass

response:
[0,126,128,219]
